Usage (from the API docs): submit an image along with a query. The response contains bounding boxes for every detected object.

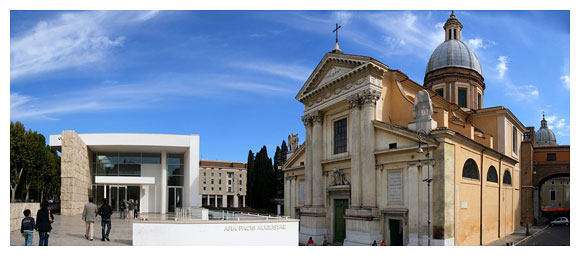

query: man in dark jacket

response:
[120,199,126,219]
[98,198,113,241]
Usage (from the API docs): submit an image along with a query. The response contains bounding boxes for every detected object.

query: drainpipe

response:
[480,148,486,245]
[498,155,504,238]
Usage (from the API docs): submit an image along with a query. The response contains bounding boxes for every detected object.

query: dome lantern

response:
[535,113,557,146]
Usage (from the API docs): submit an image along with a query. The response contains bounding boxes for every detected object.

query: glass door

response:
[108,185,127,211]
[168,187,183,213]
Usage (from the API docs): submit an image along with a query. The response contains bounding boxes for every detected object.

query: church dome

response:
[426,39,482,76]
[535,114,557,146]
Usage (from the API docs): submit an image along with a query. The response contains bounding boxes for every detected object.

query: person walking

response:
[134,200,139,219]
[82,197,98,241]
[371,240,377,246]
[119,199,127,220]
[128,199,135,221]
[20,209,35,246]
[36,201,54,246]
[380,240,386,246]
[98,198,113,241]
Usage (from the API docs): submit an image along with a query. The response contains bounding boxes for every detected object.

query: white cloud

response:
[560,75,570,90]
[230,61,311,82]
[332,11,353,25]
[466,38,495,51]
[467,38,483,49]
[361,11,444,57]
[505,84,539,100]
[10,11,159,80]
[496,56,508,79]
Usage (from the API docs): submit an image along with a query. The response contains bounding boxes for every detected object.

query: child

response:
[21,209,35,246]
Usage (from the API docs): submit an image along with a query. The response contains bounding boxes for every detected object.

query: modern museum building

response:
[49,131,200,216]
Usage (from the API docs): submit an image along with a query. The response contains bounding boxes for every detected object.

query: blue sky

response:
[10,10,570,162]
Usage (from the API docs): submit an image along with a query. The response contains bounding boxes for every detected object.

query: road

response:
[519,225,570,246]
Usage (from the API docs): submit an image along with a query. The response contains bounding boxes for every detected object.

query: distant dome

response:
[426,40,483,76]
[535,115,557,146]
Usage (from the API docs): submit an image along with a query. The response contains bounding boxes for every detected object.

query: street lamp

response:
[417,130,433,246]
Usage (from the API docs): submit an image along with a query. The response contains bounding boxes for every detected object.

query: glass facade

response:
[92,152,161,178]
[167,154,184,186]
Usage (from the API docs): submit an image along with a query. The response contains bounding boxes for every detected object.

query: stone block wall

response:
[60,130,91,216]
[10,203,40,231]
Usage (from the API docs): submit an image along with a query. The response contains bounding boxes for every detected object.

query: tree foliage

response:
[245,146,277,211]
[10,121,61,202]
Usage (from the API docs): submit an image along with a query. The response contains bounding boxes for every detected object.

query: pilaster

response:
[311,110,324,207]
[360,89,380,208]
[347,94,362,208]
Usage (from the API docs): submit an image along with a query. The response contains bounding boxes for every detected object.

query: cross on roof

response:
[333,23,342,43]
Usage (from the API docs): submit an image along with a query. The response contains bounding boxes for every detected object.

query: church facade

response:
[283,12,523,246]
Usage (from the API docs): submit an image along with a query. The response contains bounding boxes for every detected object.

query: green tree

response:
[10,121,61,202]
[280,140,288,165]
[246,150,255,207]
[21,130,46,201]
[10,121,26,202]
[253,146,275,210]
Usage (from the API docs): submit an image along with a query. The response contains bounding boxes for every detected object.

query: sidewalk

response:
[486,225,548,246]
[10,213,133,246]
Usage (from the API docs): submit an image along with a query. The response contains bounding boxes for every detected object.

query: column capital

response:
[360,88,381,106]
[311,111,324,124]
[347,94,362,110]
[301,115,313,127]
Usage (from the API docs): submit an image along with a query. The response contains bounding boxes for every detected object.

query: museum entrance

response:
[93,184,140,211]
[333,199,348,244]
[168,186,183,213]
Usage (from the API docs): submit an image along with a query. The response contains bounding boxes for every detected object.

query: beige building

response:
[199,160,247,208]
[283,12,523,246]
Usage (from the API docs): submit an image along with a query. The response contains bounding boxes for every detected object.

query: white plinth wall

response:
[133,220,299,245]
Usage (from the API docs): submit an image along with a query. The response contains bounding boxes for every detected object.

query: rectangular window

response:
[219,179,222,184]
[551,190,556,201]
[478,93,482,109]
[458,88,467,107]
[211,179,214,184]
[389,143,397,149]
[142,153,161,164]
[203,178,206,184]
[512,126,518,153]
[239,180,242,185]
[547,153,556,161]
[333,118,348,154]
[436,88,444,97]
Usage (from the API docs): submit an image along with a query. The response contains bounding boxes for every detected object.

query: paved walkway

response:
[486,225,549,246]
[10,213,133,246]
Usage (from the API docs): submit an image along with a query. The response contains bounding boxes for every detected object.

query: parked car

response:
[550,217,569,226]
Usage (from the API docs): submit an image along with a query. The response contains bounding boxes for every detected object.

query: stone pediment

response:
[296,53,388,103]
[318,67,352,87]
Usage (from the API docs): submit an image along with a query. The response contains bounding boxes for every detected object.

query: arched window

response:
[487,166,498,183]
[503,170,512,185]
[462,159,479,180]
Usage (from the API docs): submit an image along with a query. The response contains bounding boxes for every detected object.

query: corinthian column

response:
[347,94,362,208]
[311,111,324,207]
[301,114,313,206]
[360,89,380,208]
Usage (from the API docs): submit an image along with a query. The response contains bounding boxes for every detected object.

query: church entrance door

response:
[333,199,348,244]
[389,219,403,246]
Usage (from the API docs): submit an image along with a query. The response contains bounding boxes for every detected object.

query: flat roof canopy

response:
[95,176,155,185]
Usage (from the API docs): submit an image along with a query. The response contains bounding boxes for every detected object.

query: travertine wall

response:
[10,203,40,231]
[60,130,91,216]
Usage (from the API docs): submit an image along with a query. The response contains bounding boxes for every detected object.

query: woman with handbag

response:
[36,201,54,246]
